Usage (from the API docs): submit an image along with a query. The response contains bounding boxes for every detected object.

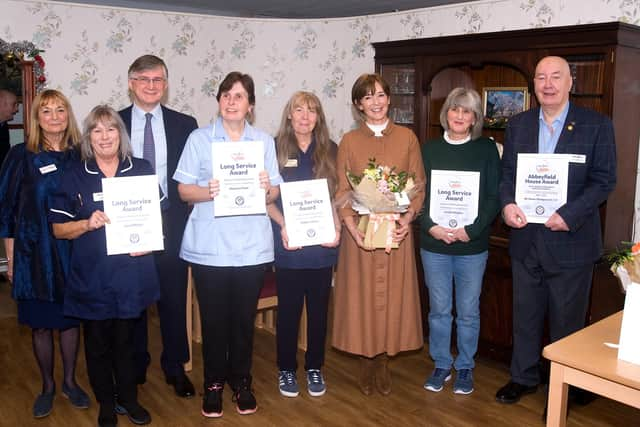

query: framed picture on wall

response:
[482,87,529,128]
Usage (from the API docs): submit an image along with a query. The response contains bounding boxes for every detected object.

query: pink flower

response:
[377,179,389,194]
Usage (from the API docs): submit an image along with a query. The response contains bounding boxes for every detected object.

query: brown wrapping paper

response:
[357,214,399,253]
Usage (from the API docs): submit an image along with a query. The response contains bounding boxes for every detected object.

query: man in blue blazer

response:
[496,56,616,404]
[119,55,198,398]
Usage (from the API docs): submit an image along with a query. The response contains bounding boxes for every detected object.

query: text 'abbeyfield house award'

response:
[515,153,569,223]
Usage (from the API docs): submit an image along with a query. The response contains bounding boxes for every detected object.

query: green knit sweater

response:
[419,136,501,255]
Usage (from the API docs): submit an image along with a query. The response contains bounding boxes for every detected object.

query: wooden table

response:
[542,311,640,427]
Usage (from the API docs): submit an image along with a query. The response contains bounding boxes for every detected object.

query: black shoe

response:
[202,383,224,418]
[495,381,537,404]
[116,402,151,425]
[98,404,117,427]
[232,379,257,415]
[165,372,195,398]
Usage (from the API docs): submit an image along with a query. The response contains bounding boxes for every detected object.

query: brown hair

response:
[27,89,81,153]
[439,87,484,139]
[351,73,391,120]
[275,91,337,194]
[127,54,168,79]
[80,105,132,161]
[216,71,256,123]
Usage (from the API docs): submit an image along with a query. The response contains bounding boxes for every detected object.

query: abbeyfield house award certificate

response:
[102,175,164,255]
[212,140,265,217]
[515,153,569,223]
[280,178,336,248]
[429,170,480,228]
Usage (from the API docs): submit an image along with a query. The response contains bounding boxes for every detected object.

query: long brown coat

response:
[332,122,426,357]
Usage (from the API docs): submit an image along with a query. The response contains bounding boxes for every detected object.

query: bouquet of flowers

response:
[347,159,418,252]
[607,242,640,293]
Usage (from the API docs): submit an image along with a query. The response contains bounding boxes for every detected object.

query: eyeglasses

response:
[130,77,166,85]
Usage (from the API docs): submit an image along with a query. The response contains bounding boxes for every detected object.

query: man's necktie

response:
[143,112,155,171]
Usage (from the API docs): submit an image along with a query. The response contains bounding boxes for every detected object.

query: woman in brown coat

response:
[332,74,425,396]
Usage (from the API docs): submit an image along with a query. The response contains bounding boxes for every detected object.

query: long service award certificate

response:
[515,153,569,223]
[102,175,164,255]
[212,141,265,217]
[429,170,480,228]
[280,179,336,247]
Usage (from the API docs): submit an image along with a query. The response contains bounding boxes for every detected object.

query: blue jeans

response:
[420,249,488,371]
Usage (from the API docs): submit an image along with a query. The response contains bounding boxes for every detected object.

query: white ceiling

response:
[62,0,471,18]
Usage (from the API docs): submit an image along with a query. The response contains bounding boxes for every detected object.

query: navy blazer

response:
[119,105,197,255]
[499,104,616,268]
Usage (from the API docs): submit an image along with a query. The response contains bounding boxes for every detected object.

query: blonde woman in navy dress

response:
[0,90,89,418]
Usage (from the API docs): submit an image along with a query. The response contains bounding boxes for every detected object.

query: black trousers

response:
[84,318,138,407]
[275,267,332,372]
[133,217,189,378]
[510,234,593,386]
[191,263,265,388]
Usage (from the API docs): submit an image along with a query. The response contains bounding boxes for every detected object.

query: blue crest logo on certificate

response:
[212,140,265,217]
[102,175,164,255]
[280,178,336,247]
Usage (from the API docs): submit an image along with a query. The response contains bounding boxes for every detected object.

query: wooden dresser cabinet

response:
[374,22,640,362]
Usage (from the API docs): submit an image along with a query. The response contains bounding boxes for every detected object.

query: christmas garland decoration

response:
[0,38,46,92]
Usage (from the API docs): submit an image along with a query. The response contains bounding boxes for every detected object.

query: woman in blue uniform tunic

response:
[174,72,282,418]
[0,89,89,418]
[49,105,159,427]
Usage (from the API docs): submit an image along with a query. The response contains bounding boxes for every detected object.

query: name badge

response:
[568,154,586,164]
[39,164,57,174]
[93,192,104,202]
[285,158,298,168]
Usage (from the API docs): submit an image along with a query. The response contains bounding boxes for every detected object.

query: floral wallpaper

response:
[3,0,637,140]
[3,0,640,236]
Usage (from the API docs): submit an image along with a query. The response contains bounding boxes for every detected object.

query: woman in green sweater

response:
[420,87,501,395]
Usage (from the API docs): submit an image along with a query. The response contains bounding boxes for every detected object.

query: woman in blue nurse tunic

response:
[49,105,159,427]
[173,71,282,418]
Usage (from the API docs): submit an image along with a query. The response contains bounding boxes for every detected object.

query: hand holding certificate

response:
[515,153,569,223]
[102,175,164,255]
[280,179,336,248]
[212,140,265,217]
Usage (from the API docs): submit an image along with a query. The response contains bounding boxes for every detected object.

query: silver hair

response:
[80,105,132,161]
[439,87,484,139]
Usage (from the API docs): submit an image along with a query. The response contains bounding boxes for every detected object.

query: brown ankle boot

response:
[358,357,375,396]
[375,353,392,395]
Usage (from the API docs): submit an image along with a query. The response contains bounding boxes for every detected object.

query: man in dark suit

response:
[0,89,19,168]
[119,55,198,398]
[495,56,616,404]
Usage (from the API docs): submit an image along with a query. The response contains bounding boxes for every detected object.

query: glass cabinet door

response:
[379,64,416,129]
